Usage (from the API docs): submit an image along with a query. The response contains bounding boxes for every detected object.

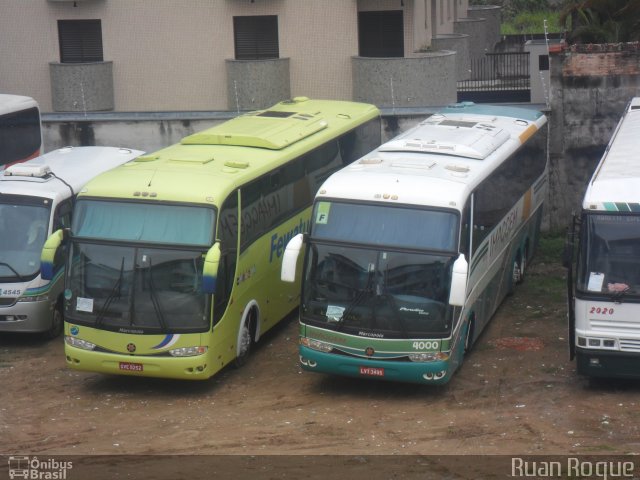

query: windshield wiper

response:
[95,257,125,328]
[0,261,24,282]
[338,267,376,329]
[146,258,168,333]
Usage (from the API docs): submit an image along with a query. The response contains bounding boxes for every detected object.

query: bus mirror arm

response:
[448,254,468,307]
[202,242,221,294]
[281,233,305,282]
[40,229,66,281]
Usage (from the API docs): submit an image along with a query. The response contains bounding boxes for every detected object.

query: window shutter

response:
[233,16,279,60]
[358,10,404,58]
[58,20,104,63]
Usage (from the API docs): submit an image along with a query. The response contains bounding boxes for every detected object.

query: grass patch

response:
[535,234,565,265]
[501,10,562,35]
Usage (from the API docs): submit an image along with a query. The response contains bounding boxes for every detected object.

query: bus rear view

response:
[566,97,640,379]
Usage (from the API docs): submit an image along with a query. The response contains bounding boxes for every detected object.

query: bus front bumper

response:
[64,343,215,380]
[0,299,53,333]
[576,347,640,379]
[299,346,451,385]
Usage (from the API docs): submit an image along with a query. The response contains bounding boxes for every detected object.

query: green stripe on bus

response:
[603,202,618,211]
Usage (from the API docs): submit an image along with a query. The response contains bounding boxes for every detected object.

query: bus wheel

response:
[464,318,474,354]
[46,304,63,340]
[234,310,256,368]
[518,250,527,284]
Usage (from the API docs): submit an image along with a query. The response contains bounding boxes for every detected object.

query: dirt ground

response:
[2,244,640,478]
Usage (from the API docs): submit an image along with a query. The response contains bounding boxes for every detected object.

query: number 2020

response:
[590,307,614,315]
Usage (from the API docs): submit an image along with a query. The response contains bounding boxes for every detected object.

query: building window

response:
[233,15,279,60]
[358,10,404,57]
[58,20,103,63]
[538,54,549,71]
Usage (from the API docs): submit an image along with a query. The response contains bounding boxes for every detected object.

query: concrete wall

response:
[547,43,640,232]
[467,5,501,54]
[432,33,470,80]
[453,17,487,62]
[352,52,457,108]
[50,62,114,112]
[226,58,290,111]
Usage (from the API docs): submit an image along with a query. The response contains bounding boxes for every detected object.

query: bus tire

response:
[45,302,64,340]
[464,317,475,354]
[234,309,256,368]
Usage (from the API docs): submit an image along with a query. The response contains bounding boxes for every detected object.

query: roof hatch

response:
[379,118,510,160]
[180,109,328,150]
[3,163,52,178]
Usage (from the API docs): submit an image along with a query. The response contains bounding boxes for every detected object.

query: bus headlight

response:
[169,346,207,357]
[408,352,449,362]
[65,335,96,351]
[300,337,333,353]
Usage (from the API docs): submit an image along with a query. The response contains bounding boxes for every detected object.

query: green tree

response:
[560,0,640,43]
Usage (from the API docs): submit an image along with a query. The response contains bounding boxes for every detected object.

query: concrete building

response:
[0,0,506,113]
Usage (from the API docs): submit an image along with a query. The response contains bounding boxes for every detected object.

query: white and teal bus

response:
[44,97,380,380]
[565,97,640,379]
[282,102,548,385]
[0,146,142,338]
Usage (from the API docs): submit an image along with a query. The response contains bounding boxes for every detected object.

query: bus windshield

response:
[0,197,50,280]
[311,201,458,252]
[72,199,215,246]
[66,243,208,333]
[302,243,456,338]
[578,213,640,298]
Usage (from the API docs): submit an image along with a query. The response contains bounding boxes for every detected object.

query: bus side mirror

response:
[40,229,67,280]
[281,233,304,282]
[202,242,221,294]
[449,254,468,307]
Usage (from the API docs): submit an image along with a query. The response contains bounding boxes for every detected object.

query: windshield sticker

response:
[587,272,605,292]
[316,202,331,225]
[326,305,345,322]
[76,297,94,313]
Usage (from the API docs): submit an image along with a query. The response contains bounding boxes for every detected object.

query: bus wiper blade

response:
[338,269,375,329]
[0,262,24,282]
[95,257,125,328]
[147,258,169,333]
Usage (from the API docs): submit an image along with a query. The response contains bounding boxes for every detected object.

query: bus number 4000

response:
[412,341,439,350]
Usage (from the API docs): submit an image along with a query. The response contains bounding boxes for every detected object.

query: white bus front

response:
[572,211,640,378]
[0,194,58,336]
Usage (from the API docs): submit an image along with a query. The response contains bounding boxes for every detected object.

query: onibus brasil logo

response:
[8,456,72,479]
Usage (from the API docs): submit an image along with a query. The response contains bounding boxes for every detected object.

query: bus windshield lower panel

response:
[577,213,640,300]
[66,242,209,333]
[302,243,455,339]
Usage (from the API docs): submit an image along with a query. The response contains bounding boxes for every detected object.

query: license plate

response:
[119,362,143,372]
[359,366,384,377]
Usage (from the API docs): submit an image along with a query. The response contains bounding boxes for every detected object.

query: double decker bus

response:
[1,146,142,338]
[0,94,43,170]
[281,102,548,385]
[45,97,380,380]
[565,97,640,379]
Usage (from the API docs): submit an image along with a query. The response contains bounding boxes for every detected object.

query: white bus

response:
[566,97,640,379]
[0,94,43,170]
[0,146,143,338]
[282,102,548,384]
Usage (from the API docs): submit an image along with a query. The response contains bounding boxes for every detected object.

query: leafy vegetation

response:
[559,0,640,44]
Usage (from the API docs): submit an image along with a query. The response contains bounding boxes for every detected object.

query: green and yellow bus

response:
[43,97,380,380]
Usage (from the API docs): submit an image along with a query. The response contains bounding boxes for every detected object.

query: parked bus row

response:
[3,95,637,385]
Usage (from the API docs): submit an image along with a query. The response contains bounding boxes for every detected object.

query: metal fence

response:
[457,52,531,103]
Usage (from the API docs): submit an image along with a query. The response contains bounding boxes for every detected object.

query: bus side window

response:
[214,190,238,326]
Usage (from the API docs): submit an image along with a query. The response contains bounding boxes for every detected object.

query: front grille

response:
[619,339,640,353]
